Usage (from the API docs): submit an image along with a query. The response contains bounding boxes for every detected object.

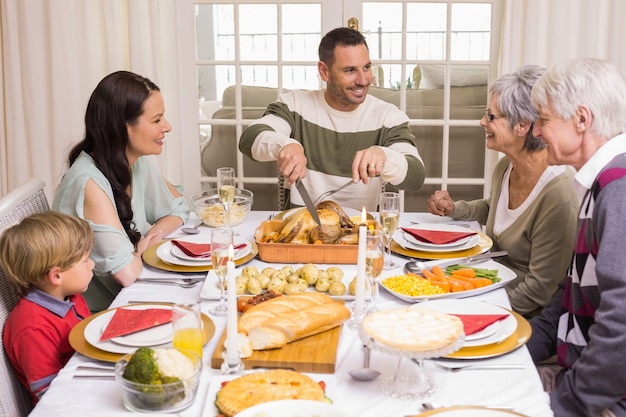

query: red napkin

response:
[452,314,510,336]
[401,227,477,245]
[100,308,173,341]
[171,240,246,258]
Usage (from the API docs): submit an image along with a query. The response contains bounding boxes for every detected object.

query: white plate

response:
[411,299,517,347]
[200,266,356,300]
[234,400,350,417]
[401,223,479,248]
[381,259,516,303]
[157,236,252,267]
[170,242,251,262]
[205,373,338,417]
[394,229,481,253]
[84,305,173,354]
[419,407,527,416]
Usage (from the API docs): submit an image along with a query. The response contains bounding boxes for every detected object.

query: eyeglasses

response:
[484,108,506,122]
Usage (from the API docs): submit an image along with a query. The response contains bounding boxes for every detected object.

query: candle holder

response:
[348,302,367,330]
[220,351,244,375]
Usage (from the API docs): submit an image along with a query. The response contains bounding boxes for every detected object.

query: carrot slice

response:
[431,265,447,281]
[451,268,476,278]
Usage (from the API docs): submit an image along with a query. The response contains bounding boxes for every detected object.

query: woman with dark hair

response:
[426,65,579,317]
[53,71,189,312]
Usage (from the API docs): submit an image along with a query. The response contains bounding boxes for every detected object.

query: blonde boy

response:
[0,211,94,404]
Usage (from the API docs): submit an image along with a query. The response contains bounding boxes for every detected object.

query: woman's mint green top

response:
[52,151,189,311]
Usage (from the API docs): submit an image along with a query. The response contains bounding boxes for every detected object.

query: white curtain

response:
[0,0,192,200]
[500,0,626,73]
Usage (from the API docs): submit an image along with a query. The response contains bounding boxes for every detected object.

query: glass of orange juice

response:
[172,303,203,359]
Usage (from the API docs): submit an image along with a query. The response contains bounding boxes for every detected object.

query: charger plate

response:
[443,310,531,359]
[69,302,215,362]
[142,239,258,272]
[391,233,492,260]
[417,406,528,416]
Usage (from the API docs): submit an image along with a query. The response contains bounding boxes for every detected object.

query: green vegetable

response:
[445,264,502,283]
[123,347,161,384]
[122,347,185,410]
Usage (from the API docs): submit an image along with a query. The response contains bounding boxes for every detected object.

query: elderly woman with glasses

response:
[426,65,579,318]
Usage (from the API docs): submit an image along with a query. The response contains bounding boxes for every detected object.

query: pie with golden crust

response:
[215,369,325,417]
[362,307,464,352]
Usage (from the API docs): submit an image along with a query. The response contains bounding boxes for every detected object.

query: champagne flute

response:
[217,167,236,229]
[210,228,233,316]
[366,229,385,312]
[379,192,400,269]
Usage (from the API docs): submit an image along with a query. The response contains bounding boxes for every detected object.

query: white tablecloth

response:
[28,211,553,417]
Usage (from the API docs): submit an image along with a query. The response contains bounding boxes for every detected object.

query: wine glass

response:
[217,167,236,229]
[210,228,233,316]
[379,192,400,269]
[366,229,385,312]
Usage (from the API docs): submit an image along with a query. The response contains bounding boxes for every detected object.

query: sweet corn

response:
[382,275,445,296]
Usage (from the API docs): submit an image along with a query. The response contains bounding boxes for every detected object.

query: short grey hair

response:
[531,58,626,140]
[490,65,546,152]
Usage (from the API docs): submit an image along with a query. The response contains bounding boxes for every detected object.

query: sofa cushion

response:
[419,65,488,89]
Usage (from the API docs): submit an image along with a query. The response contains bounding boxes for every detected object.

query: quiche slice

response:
[215,369,325,417]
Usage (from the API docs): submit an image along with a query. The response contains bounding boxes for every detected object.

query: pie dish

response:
[204,373,338,417]
[362,307,464,353]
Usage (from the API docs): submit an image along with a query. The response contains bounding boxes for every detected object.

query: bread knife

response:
[295,178,321,226]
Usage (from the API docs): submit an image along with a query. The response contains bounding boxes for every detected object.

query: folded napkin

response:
[171,240,246,258]
[452,313,510,336]
[401,227,477,245]
[100,308,173,341]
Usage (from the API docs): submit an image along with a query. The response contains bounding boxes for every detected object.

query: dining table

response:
[28,210,554,417]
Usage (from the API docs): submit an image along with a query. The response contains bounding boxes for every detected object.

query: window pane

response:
[449,126,486,178]
[241,65,277,87]
[406,2,447,60]
[240,4,278,61]
[196,4,234,61]
[282,66,320,90]
[451,3,491,60]
[281,4,320,61]
[362,2,403,60]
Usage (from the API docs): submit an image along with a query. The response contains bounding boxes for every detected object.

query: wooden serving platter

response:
[211,325,343,373]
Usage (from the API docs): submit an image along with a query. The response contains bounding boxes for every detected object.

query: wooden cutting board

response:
[211,325,343,373]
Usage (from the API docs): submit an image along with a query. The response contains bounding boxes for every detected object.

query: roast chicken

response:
[277,201,356,244]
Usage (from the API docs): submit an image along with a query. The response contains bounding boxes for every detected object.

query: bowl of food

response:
[115,347,202,413]
[191,188,253,227]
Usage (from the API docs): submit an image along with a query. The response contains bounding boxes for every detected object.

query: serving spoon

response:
[181,222,203,234]
[349,346,381,381]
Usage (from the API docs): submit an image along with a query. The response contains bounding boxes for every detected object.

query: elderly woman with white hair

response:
[528,58,626,417]
[426,65,579,318]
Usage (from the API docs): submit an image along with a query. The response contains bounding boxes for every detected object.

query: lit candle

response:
[226,244,239,363]
[354,207,367,317]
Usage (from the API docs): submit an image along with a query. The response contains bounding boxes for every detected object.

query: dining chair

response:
[0,177,49,417]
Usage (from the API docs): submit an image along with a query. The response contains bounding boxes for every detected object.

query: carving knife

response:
[295,178,321,226]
